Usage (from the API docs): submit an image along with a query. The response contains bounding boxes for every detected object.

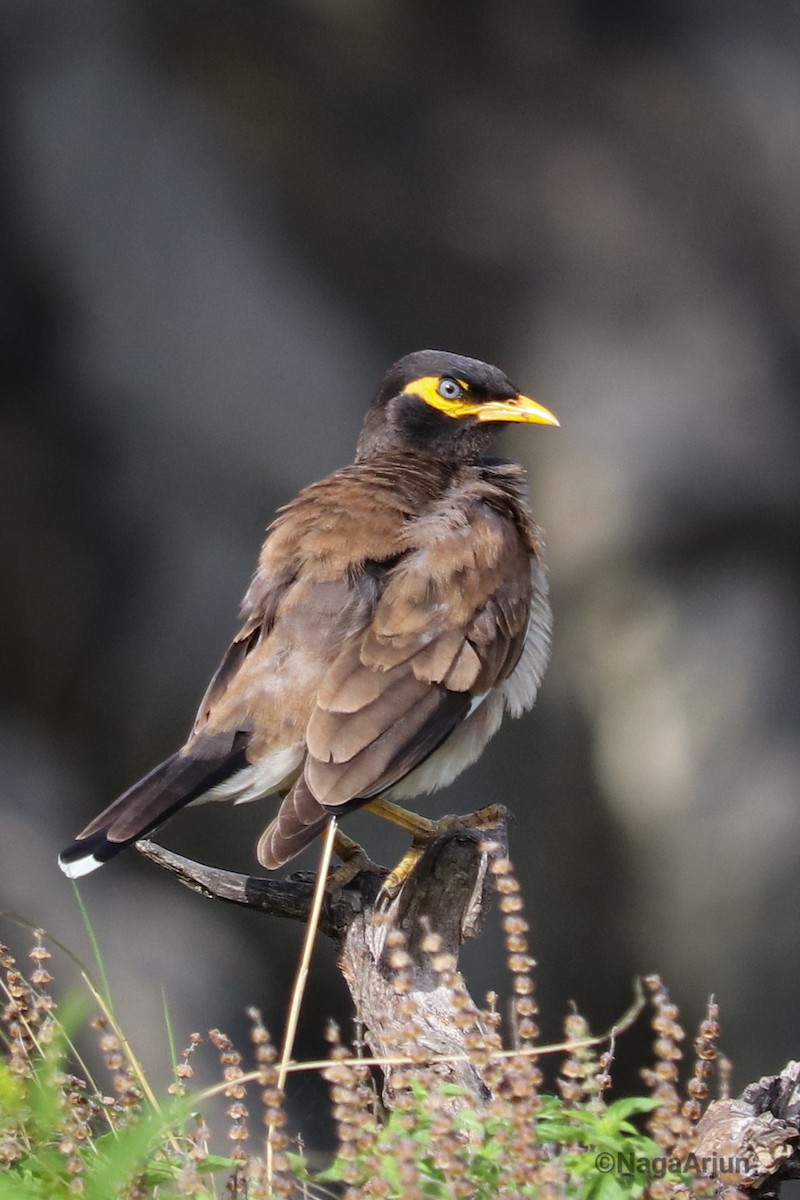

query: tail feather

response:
[256,775,332,869]
[59,732,250,878]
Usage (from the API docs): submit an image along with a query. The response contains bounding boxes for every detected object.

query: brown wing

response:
[192,459,440,736]
[258,497,534,867]
[190,551,300,733]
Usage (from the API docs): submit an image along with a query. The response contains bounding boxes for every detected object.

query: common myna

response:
[59,350,558,881]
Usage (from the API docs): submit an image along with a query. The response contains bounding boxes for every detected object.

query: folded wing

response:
[257,497,534,867]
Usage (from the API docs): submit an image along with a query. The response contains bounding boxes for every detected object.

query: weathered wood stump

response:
[693,1060,800,1196]
[135,828,800,1197]
[137,810,509,1101]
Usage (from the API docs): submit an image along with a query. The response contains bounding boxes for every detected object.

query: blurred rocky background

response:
[2,0,799,1142]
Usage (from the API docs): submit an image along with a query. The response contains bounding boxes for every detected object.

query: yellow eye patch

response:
[402,375,560,427]
[402,375,479,419]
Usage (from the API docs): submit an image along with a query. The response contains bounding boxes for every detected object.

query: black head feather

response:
[357,350,521,461]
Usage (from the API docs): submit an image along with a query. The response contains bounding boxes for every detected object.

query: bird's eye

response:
[437,377,465,401]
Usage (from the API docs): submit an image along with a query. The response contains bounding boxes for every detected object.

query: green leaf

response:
[0,1061,26,1116]
[602,1096,661,1123]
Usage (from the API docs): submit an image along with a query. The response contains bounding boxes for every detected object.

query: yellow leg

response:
[382,844,426,895]
[333,828,368,862]
[371,801,508,897]
[327,828,384,890]
[364,796,438,836]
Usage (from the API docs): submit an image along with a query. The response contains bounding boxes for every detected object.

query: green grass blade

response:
[71,884,114,1016]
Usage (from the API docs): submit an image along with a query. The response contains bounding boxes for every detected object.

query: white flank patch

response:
[203,743,305,806]
[387,693,504,800]
[467,690,489,717]
[58,852,103,879]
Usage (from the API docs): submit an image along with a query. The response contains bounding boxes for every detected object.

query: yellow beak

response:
[475,393,560,426]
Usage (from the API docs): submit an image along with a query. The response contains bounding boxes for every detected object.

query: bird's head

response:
[356,350,559,462]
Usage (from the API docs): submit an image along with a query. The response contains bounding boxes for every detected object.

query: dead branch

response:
[136,810,509,1102]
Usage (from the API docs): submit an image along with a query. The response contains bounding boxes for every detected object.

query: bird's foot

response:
[327,829,386,893]
[378,803,508,900]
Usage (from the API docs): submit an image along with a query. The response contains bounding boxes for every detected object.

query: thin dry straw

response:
[198,983,646,1103]
[267,816,338,1183]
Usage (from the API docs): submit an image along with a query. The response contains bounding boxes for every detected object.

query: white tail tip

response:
[58,851,103,879]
